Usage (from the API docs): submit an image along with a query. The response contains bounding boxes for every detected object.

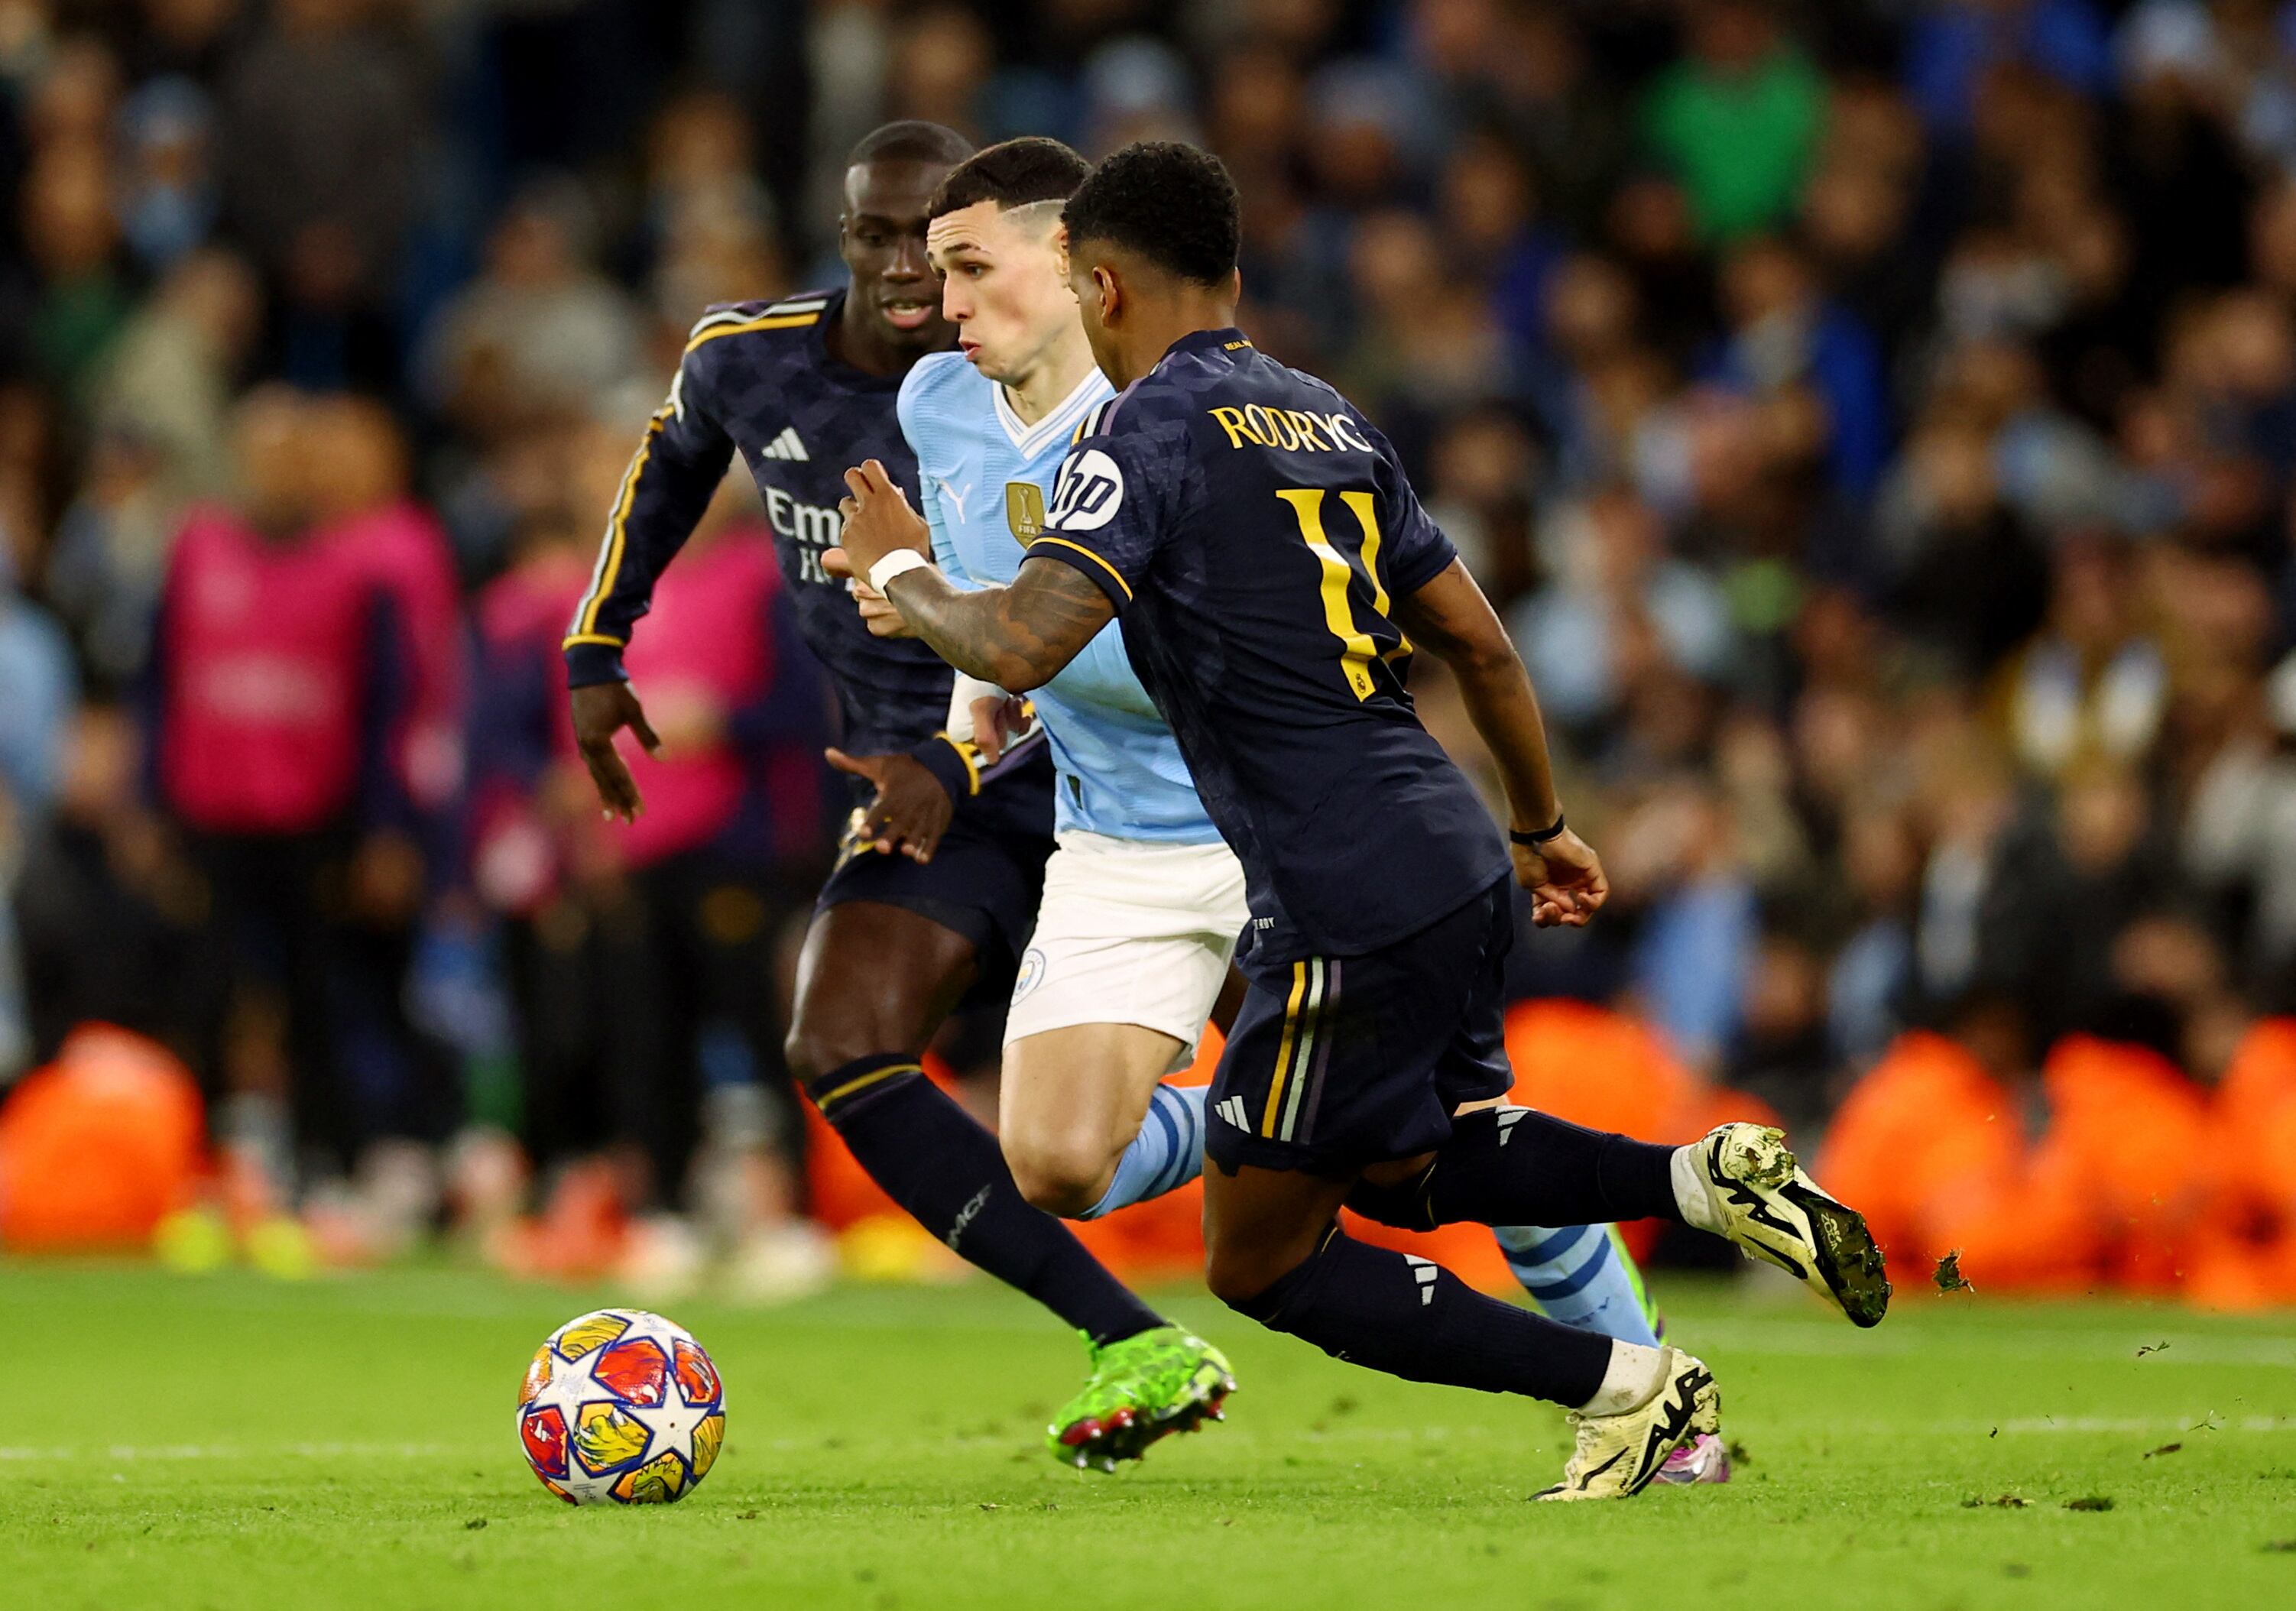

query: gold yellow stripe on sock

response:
[816,1062,922,1115]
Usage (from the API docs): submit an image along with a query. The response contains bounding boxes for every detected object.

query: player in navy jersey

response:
[834,141,1892,1500]
[564,123,1232,1471]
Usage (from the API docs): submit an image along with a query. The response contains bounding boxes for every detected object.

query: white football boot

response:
[1679,1123,1891,1327]
[1534,1347,1720,1502]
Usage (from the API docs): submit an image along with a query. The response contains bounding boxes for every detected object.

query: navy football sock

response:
[807,1054,1163,1345]
[1347,1107,1685,1232]
[1227,1227,1613,1408]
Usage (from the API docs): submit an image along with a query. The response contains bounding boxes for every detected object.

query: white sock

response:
[1493,1224,1661,1347]
[1577,1340,1670,1417]
[1079,1083,1206,1219]
[1671,1144,1724,1235]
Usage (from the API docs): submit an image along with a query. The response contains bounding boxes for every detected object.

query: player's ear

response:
[1224,266,1243,306]
[1093,264,1120,327]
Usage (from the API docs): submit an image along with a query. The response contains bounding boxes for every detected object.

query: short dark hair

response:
[847,120,974,171]
[1062,141,1240,287]
[929,137,1090,221]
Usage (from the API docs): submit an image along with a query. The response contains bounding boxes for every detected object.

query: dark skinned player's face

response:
[840,158,955,358]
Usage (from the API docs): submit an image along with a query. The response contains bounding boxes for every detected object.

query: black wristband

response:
[1510,812,1566,848]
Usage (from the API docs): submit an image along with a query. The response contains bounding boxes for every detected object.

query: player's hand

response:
[572,682,661,823]
[853,570,917,637]
[822,545,924,637]
[970,693,1030,763]
[825,748,954,862]
[835,459,931,581]
[1514,827,1608,928]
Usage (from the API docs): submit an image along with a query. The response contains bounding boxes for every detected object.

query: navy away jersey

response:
[1028,328,1510,961]
[564,289,956,757]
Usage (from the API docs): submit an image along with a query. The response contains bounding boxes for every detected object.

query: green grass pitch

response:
[4,1261,2292,1609]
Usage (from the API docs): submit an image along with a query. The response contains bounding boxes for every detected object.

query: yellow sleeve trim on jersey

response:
[933,731,982,796]
[572,406,670,638]
[561,632,628,650]
[1029,537,1133,601]
[684,312,819,354]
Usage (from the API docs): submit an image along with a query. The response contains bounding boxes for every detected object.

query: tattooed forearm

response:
[884,555,1116,692]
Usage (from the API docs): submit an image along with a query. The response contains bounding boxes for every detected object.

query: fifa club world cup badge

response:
[1007,481,1046,544]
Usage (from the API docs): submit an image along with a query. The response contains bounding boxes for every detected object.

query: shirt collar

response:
[994,364,1109,456]
[1160,327,1253,365]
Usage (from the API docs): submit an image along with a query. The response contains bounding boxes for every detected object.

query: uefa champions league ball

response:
[517,1308,726,1504]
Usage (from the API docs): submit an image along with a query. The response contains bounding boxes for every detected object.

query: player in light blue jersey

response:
[835,139,1725,1482]
[867,140,1246,1237]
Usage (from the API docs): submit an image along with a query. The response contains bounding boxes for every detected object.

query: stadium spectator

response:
[47,248,263,693]
[216,0,420,391]
[13,699,209,1066]
[14,135,131,404]
[146,387,440,1214]
[415,180,647,441]
[1641,0,1827,240]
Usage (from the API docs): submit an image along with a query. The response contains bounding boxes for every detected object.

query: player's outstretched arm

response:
[564,339,739,819]
[830,459,1113,692]
[1394,558,1607,928]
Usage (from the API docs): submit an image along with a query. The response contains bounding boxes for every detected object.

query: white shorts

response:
[1004,831,1250,1071]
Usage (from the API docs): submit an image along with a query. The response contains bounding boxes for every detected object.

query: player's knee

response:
[781,1028,828,1088]
[1201,1214,1318,1309]
[783,1020,880,1089]
[1204,1238,1302,1309]
[1343,1173,1437,1232]
[1002,1130,1116,1218]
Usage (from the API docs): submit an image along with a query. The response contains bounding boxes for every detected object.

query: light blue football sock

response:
[1078,1082,1207,1219]
[1494,1223,1662,1347]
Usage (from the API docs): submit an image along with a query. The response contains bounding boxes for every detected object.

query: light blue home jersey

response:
[897,352,1219,843]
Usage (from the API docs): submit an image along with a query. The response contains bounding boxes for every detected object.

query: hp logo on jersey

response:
[1047,449,1124,531]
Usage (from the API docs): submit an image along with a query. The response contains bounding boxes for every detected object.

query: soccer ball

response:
[516,1308,726,1505]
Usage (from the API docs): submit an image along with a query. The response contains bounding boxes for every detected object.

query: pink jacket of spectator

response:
[614,527,792,869]
[154,507,413,835]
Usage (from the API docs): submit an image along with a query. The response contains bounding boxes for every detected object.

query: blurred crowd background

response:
[5,0,2296,1305]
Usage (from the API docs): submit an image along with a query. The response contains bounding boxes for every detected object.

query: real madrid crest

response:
[1006,481,1046,545]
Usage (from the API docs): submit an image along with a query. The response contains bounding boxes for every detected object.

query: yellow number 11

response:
[1276,488,1404,701]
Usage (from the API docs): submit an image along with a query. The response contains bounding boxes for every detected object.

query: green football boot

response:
[1046,1325,1236,1472]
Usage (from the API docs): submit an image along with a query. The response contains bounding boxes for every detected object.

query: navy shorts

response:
[815,746,1055,998]
[1206,877,1514,1175]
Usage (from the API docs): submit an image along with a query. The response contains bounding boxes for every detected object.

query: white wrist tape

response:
[868,549,932,593]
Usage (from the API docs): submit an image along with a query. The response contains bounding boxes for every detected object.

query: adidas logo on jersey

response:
[761,426,809,462]
[1215,1097,1252,1130]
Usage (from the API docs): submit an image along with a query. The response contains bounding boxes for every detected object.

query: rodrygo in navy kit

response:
[1027,328,1514,1170]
